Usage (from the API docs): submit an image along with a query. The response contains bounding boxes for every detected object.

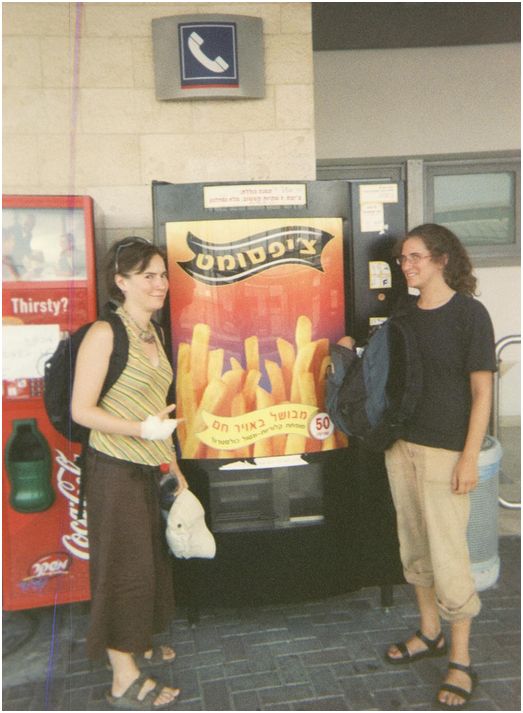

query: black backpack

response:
[325,313,423,452]
[43,305,164,516]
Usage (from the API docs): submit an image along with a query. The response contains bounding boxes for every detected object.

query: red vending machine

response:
[2,194,97,611]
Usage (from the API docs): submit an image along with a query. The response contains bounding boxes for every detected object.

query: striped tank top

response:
[89,308,174,465]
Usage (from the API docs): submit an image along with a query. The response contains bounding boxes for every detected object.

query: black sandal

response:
[385,629,447,664]
[435,662,478,710]
[140,646,176,666]
[106,646,176,671]
[105,673,181,710]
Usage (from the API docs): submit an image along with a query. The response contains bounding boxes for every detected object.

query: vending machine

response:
[153,180,406,607]
[2,194,97,611]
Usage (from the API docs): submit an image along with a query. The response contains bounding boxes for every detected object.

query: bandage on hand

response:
[140,415,181,440]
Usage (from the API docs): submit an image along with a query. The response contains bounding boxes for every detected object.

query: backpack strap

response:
[100,312,129,397]
[75,434,90,520]
[325,343,361,435]
[388,316,423,424]
[362,323,392,428]
[77,310,129,520]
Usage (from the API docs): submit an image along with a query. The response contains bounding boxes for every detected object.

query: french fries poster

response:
[166,218,348,459]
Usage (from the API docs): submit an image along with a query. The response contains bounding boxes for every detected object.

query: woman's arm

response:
[452,370,493,494]
[71,321,143,437]
[168,455,189,493]
[337,336,356,350]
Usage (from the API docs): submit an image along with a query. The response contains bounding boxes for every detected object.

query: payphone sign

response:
[166,217,348,460]
[179,23,239,88]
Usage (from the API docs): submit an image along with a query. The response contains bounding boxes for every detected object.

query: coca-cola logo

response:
[55,449,90,561]
[23,552,71,581]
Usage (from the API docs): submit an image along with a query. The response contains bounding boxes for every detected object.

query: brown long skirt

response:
[85,448,175,661]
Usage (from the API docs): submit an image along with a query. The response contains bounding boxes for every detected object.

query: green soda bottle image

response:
[5,418,55,513]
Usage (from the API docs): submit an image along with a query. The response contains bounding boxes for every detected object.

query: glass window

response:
[425,158,520,266]
[316,152,520,266]
[433,172,515,247]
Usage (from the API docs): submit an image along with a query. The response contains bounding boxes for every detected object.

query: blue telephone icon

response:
[188,31,229,74]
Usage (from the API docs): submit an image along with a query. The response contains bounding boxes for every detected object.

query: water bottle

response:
[5,419,55,513]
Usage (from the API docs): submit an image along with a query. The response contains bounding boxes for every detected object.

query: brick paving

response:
[3,536,520,711]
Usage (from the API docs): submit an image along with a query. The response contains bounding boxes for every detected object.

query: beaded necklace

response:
[122,308,155,344]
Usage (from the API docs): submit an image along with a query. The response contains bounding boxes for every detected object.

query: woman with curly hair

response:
[382,224,496,710]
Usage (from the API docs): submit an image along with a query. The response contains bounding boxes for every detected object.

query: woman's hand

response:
[453,371,492,495]
[451,454,478,494]
[173,471,189,495]
[155,404,176,420]
[141,405,182,440]
[337,336,356,350]
[168,456,189,494]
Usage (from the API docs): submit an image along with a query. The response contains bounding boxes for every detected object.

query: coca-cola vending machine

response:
[2,194,97,610]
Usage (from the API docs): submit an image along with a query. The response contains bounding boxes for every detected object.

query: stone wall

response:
[3,2,315,252]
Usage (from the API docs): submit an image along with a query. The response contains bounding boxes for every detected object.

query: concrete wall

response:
[3,7,520,416]
[315,44,521,417]
[3,1,315,252]
[314,44,520,158]
[475,265,521,420]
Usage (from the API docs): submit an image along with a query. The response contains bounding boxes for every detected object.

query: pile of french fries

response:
[176,315,348,459]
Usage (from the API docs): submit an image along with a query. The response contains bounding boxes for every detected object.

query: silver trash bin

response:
[467,436,503,591]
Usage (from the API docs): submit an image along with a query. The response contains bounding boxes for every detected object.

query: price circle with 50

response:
[309,412,334,440]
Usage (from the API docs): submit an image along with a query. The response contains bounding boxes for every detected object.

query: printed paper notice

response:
[204,184,307,209]
[369,261,392,289]
[360,202,385,233]
[3,324,60,380]
[359,184,398,204]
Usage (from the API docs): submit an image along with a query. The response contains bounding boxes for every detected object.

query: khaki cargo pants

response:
[385,439,481,621]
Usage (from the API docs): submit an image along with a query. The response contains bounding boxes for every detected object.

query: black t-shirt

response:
[403,292,496,451]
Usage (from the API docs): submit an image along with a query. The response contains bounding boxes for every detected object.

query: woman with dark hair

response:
[382,224,496,709]
[72,236,187,709]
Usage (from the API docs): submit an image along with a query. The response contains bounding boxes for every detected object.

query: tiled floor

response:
[3,426,520,711]
[2,535,520,711]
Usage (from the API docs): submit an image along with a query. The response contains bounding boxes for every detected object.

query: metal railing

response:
[491,334,521,510]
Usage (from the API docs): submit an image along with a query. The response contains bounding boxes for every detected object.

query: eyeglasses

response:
[114,237,151,273]
[396,253,432,267]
